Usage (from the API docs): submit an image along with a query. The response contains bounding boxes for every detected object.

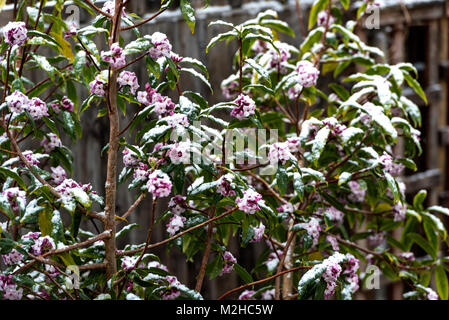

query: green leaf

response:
[428,206,449,217]
[276,167,288,196]
[234,263,253,284]
[339,0,350,10]
[413,189,427,211]
[206,31,238,53]
[72,188,92,209]
[180,0,196,33]
[407,233,437,260]
[0,167,27,190]
[435,265,449,300]
[293,172,304,201]
[311,126,330,165]
[245,58,272,86]
[403,73,427,105]
[384,172,400,203]
[338,172,352,186]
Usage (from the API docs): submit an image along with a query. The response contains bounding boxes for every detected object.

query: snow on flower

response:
[277,202,298,214]
[6,91,28,114]
[268,41,291,74]
[236,189,265,214]
[268,142,293,165]
[122,147,139,168]
[121,256,137,271]
[216,173,236,197]
[102,0,126,16]
[3,187,26,212]
[162,276,181,300]
[153,96,175,116]
[21,150,40,166]
[117,71,139,94]
[101,42,126,69]
[149,32,172,59]
[323,207,344,224]
[166,215,186,236]
[27,97,48,120]
[288,84,303,100]
[40,133,62,153]
[168,142,191,165]
[133,162,149,181]
[165,113,189,128]
[326,235,339,251]
[322,117,347,136]
[287,136,301,153]
[296,60,319,87]
[89,75,107,97]
[231,94,256,120]
[378,152,405,175]
[147,261,169,272]
[323,256,343,298]
[146,170,172,198]
[3,21,28,46]
[31,236,55,256]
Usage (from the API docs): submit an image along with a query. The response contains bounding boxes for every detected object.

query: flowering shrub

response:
[0,0,448,301]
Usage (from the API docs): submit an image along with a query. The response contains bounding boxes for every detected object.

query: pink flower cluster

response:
[168,195,186,215]
[89,75,107,97]
[165,113,189,128]
[231,94,256,120]
[298,217,321,246]
[123,147,139,168]
[323,207,344,224]
[3,187,26,212]
[379,152,404,175]
[236,189,265,214]
[117,71,139,94]
[168,142,190,165]
[238,290,256,300]
[288,84,303,100]
[102,1,126,17]
[133,162,149,181]
[121,256,137,271]
[296,60,319,87]
[323,254,343,299]
[251,223,265,243]
[3,21,27,46]
[101,42,126,69]
[137,84,175,116]
[220,251,237,276]
[348,181,366,203]
[326,235,339,251]
[277,202,298,214]
[21,150,40,166]
[166,215,186,236]
[41,133,62,153]
[221,80,239,100]
[317,11,336,27]
[323,117,347,136]
[0,274,23,300]
[146,170,172,198]
[2,249,24,266]
[268,142,293,165]
[343,253,360,294]
[55,179,91,198]
[6,91,48,120]
[268,41,291,74]
[149,32,172,59]
[393,202,407,221]
[51,166,66,185]
[216,173,236,197]
[162,276,181,300]
[31,236,55,256]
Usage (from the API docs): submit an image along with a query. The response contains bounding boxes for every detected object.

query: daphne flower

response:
[165,113,189,128]
[133,163,149,181]
[251,223,265,243]
[3,187,26,212]
[117,71,139,94]
[268,142,293,165]
[287,137,301,153]
[323,207,344,224]
[220,251,237,276]
[149,32,172,59]
[3,21,28,46]
[21,150,40,166]
[379,152,405,175]
[123,147,139,168]
[168,195,186,215]
[236,189,265,214]
[393,202,407,221]
[326,235,339,251]
[41,133,62,153]
[89,75,107,97]
[6,91,29,114]
[146,170,172,198]
[216,173,236,197]
[239,290,256,300]
[168,142,191,165]
[348,181,366,203]
[31,236,55,256]
[51,166,66,185]
[317,10,336,27]
[121,256,137,271]
[102,0,126,17]
[153,96,175,116]
[61,96,75,112]
[297,217,321,246]
[296,60,319,87]
[268,41,291,74]
[0,275,23,300]
[231,94,256,120]
[1,249,24,266]
[166,215,186,236]
[27,97,48,120]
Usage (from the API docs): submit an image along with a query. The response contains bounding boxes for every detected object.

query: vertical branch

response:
[103,0,124,279]
[195,206,216,293]
[281,219,296,300]
[239,37,243,94]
